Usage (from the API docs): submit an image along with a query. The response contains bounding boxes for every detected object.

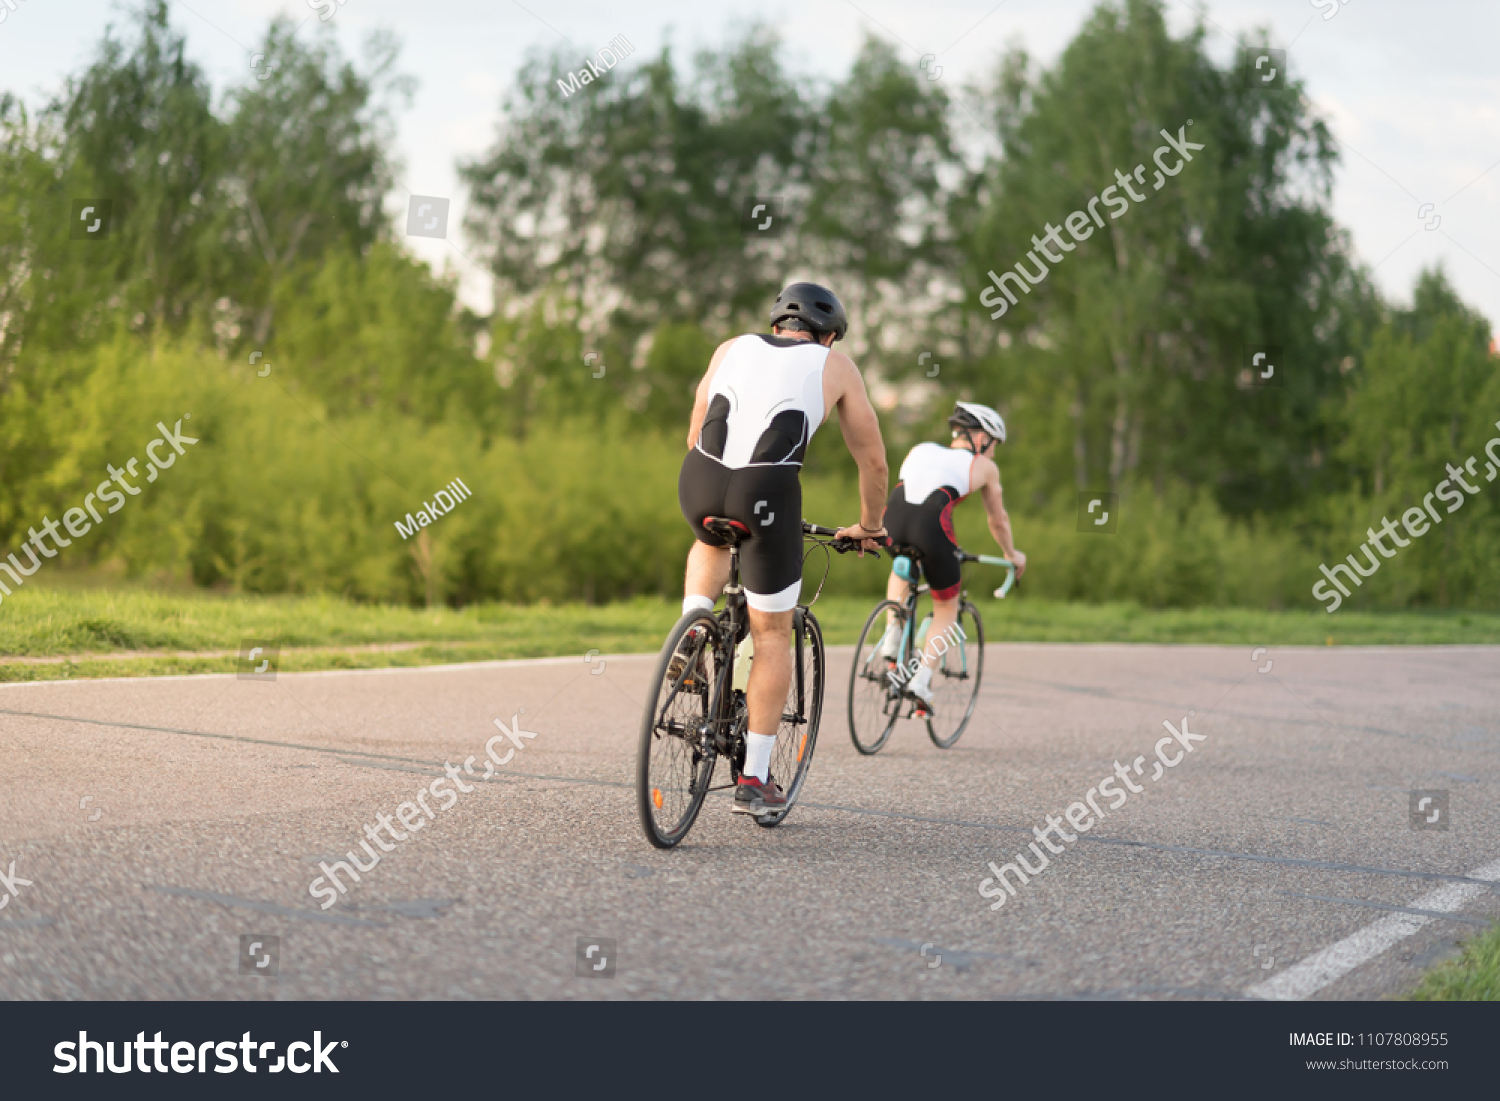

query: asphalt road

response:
[0,642,1496,1000]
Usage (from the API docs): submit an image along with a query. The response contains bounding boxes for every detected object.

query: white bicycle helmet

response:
[948,401,1007,448]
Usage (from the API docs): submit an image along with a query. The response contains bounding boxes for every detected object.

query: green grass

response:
[2,583,1498,682]
[1408,926,1500,1000]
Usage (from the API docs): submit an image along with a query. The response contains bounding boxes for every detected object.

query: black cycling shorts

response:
[884,483,963,600]
[679,448,803,612]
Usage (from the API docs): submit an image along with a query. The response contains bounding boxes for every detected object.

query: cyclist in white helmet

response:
[877,401,1026,712]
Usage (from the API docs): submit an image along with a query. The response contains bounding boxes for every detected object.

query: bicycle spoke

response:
[637,612,724,847]
[848,600,903,755]
[756,609,824,828]
[925,602,984,748]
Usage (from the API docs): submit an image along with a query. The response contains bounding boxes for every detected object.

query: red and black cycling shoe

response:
[733,774,788,815]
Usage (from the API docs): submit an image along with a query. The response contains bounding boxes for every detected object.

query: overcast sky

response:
[4,0,1497,326]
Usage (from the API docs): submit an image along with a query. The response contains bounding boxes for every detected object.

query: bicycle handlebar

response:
[959,552,1017,598]
[803,520,883,559]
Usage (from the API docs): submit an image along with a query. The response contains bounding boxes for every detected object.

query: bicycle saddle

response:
[703,516,754,546]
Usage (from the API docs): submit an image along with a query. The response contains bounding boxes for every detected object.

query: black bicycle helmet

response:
[769,282,848,342]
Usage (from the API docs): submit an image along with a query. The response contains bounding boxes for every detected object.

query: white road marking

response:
[0,651,656,689]
[1248,857,1500,1000]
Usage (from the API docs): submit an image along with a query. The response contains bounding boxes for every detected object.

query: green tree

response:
[803,36,955,351]
[216,21,411,347]
[265,242,493,430]
[1329,268,1500,607]
[947,0,1373,518]
[47,0,220,340]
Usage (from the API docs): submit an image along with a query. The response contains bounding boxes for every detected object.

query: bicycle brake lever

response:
[832,538,882,559]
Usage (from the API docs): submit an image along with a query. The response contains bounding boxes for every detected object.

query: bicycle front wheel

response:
[925,601,984,748]
[756,607,825,828]
[636,610,723,848]
[848,600,904,755]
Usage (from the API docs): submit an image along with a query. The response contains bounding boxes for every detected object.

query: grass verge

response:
[2,584,1498,682]
[1408,926,1500,1000]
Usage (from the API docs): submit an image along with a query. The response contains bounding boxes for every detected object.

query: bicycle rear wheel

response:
[636,610,723,848]
[925,601,984,748]
[756,607,824,828]
[848,600,904,755]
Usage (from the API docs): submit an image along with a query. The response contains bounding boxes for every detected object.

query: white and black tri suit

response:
[679,334,829,612]
[883,442,978,600]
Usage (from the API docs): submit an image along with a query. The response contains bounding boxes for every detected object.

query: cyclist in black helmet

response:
[677,282,889,815]
[876,401,1026,712]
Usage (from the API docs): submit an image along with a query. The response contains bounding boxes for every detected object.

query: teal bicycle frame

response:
[886,550,1015,686]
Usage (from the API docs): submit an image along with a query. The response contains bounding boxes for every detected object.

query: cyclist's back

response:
[677,282,888,816]
[695,334,829,470]
[899,441,977,509]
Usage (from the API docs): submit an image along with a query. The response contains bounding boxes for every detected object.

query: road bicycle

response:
[846,545,1014,754]
[636,519,878,848]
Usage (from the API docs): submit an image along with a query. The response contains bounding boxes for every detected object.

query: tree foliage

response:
[1,0,1496,611]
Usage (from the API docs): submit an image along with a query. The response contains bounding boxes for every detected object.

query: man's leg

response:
[884,568,904,625]
[683,540,730,613]
[735,605,792,811]
[907,593,960,703]
[878,568,906,657]
[919,595,960,668]
[744,606,793,748]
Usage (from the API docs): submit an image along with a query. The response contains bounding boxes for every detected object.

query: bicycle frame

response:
[704,545,749,760]
[883,564,972,696]
[638,519,867,844]
[884,547,1013,688]
[689,537,811,771]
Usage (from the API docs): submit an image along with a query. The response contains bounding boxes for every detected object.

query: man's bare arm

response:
[827,352,889,533]
[976,460,1025,576]
[686,340,735,449]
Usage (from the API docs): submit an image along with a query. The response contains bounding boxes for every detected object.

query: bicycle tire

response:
[755,607,825,828]
[636,610,724,848]
[848,599,904,755]
[925,601,984,748]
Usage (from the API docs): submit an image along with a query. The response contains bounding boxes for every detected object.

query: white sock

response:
[682,594,714,616]
[744,731,776,782]
[909,663,934,696]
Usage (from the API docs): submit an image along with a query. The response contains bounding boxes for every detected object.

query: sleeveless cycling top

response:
[900,442,976,503]
[696,334,829,469]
